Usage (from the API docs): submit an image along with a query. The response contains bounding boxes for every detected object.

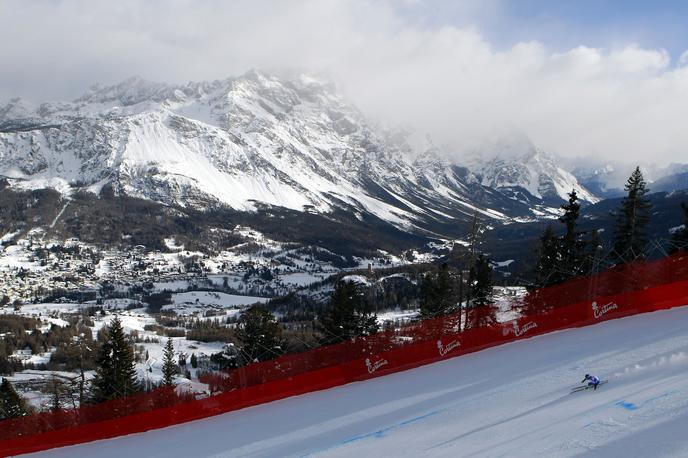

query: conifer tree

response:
[465,301,499,329]
[161,338,178,386]
[469,254,493,307]
[91,316,140,403]
[0,378,31,419]
[559,190,585,278]
[612,167,652,263]
[236,304,283,364]
[533,224,562,287]
[465,254,496,328]
[320,281,379,345]
[419,273,436,316]
[190,353,198,369]
[581,228,603,276]
[670,203,688,254]
[420,264,457,319]
[47,375,66,412]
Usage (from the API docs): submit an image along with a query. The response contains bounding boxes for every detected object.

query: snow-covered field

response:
[27,305,688,457]
[164,291,268,315]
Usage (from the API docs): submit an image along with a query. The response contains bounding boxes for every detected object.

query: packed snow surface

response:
[27,306,688,457]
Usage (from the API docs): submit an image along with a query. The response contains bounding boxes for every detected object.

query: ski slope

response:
[27,306,688,457]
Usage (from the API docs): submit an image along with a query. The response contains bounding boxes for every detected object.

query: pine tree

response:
[465,302,498,329]
[465,254,497,328]
[320,281,379,345]
[236,304,283,364]
[0,378,31,419]
[161,338,178,386]
[469,254,493,307]
[47,375,65,412]
[533,224,562,288]
[559,190,585,278]
[581,228,603,276]
[419,264,457,319]
[419,272,436,316]
[91,316,140,403]
[670,203,688,254]
[612,167,652,263]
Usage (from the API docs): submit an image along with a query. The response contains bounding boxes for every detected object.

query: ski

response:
[570,380,608,393]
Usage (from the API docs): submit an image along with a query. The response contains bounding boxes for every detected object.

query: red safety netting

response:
[1,253,688,457]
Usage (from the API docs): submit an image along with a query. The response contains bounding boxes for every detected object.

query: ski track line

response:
[229,381,482,458]
[425,393,574,451]
[298,378,493,457]
[300,410,441,457]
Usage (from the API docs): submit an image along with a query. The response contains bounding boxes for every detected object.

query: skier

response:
[581,374,601,390]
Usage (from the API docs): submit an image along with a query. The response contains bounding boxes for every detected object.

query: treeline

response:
[1,181,424,258]
[0,315,97,376]
[0,316,180,420]
[533,166,688,291]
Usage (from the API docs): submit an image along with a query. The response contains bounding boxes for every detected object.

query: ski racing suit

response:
[582,374,601,390]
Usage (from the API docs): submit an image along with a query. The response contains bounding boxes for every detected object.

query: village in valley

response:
[0,223,475,410]
[0,217,529,412]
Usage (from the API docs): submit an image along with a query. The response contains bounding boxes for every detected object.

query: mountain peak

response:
[0,97,36,121]
[464,138,598,204]
[76,76,171,106]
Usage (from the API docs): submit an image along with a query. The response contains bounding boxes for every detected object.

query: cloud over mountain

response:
[1,0,686,163]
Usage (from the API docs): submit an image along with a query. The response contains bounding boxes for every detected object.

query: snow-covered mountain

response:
[0,71,596,237]
[462,135,599,206]
[565,159,688,199]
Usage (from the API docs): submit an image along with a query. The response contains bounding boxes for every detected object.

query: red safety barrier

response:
[1,254,688,457]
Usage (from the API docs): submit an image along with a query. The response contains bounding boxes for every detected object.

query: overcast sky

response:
[1,0,687,164]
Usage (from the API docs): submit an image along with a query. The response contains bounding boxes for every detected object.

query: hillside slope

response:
[31,305,688,457]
